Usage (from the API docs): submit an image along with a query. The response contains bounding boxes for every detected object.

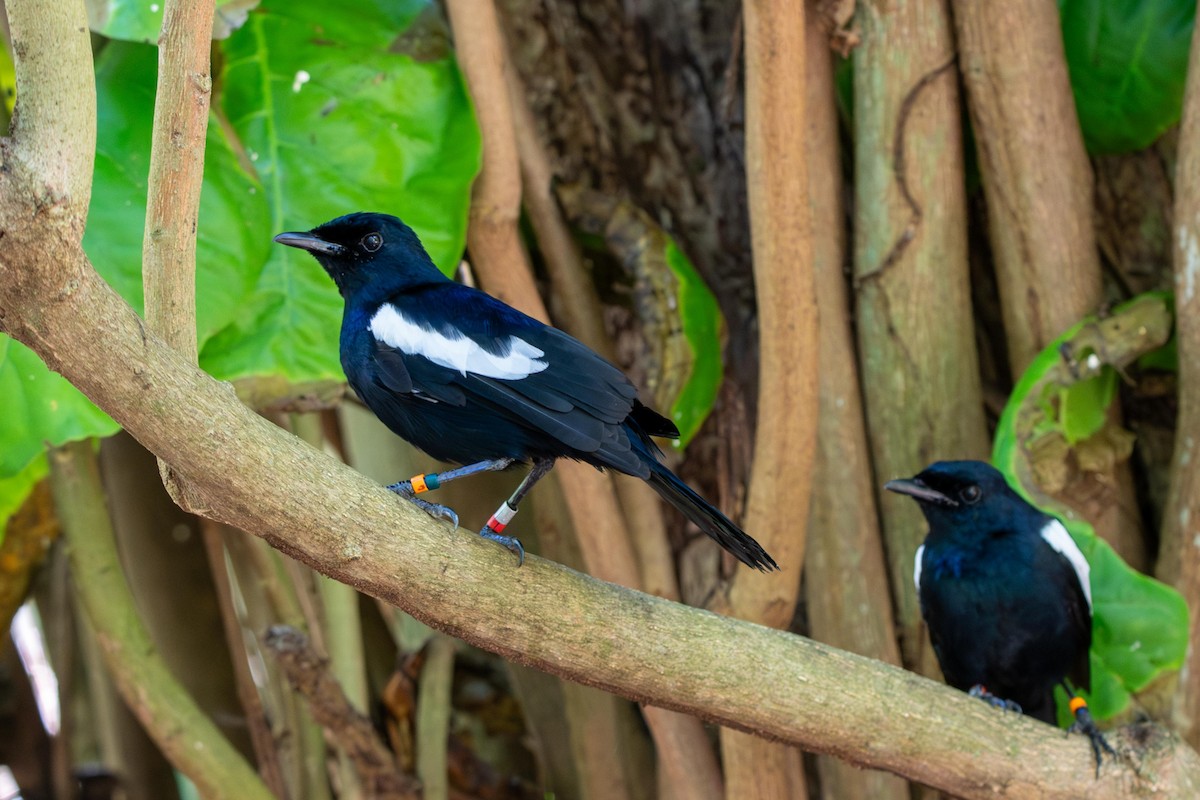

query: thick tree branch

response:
[802,5,907,798]
[0,249,1197,796]
[4,0,1200,794]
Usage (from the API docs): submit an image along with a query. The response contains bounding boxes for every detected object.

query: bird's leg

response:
[1066,693,1116,777]
[480,458,556,566]
[386,458,515,529]
[967,685,1023,714]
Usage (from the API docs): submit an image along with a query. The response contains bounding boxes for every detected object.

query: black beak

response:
[273,231,347,256]
[884,478,959,508]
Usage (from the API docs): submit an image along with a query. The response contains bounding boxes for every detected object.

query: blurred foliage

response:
[1060,0,1196,153]
[993,294,1188,721]
[0,339,118,541]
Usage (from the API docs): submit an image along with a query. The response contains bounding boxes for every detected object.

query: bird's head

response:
[885,460,1032,532]
[274,212,443,298]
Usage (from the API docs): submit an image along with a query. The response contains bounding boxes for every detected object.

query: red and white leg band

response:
[486,502,518,534]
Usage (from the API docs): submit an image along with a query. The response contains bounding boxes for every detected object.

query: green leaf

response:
[663,241,724,446]
[0,336,120,478]
[88,0,278,43]
[1060,0,1196,153]
[993,295,1187,720]
[87,42,270,349]
[0,31,14,117]
[1058,367,1117,445]
[0,455,48,546]
[200,0,480,382]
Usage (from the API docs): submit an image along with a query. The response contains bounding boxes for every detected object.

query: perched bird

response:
[885,460,1114,770]
[275,212,777,571]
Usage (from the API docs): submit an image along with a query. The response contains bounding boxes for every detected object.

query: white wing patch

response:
[370,303,549,380]
[913,544,925,592]
[1040,519,1092,612]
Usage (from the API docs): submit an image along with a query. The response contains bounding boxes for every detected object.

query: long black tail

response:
[644,458,779,572]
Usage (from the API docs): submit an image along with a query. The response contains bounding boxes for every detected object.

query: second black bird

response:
[275,212,777,571]
[886,460,1114,770]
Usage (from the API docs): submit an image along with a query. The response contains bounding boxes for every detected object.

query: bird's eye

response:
[361,233,383,253]
[961,485,982,504]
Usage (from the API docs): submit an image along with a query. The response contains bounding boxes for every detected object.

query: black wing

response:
[368,286,648,473]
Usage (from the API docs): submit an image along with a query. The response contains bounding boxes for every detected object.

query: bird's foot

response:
[386,483,459,530]
[968,685,1023,714]
[480,501,524,566]
[479,527,525,566]
[1069,699,1116,778]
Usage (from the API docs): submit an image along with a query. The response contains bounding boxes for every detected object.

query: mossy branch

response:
[3,0,1200,796]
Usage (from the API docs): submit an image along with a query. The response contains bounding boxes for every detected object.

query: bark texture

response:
[853,0,990,674]
[802,7,908,799]
[1161,11,1200,749]
[719,1,817,797]
[951,0,1147,571]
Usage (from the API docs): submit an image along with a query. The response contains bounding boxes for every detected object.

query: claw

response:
[1070,706,1116,778]
[480,528,525,566]
[968,685,1023,714]
[388,484,460,530]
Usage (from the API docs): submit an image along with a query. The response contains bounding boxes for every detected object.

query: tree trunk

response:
[951,0,1148,571]
[853,0,990,675]
[803,7,908,799]
[1160,9,1200,748]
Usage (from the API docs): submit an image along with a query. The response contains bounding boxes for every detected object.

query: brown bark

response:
[951,0,1147,572]
[853,0,990,675]
[1161,11,1200,748]
[201,520,292,799]
[141,0,213,360]
[802,7,908,799]
[951,0,1099,375]
[447,4,722,797]
[7,0,1200,794]
[265,626,418,799]
[719,2,817,798]
[3,222,1198,798]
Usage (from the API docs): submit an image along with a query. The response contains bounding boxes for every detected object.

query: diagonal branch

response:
[2,0,1200,796]
[0,243,1197,798]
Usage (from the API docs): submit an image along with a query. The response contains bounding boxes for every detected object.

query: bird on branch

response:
[275,212,777,572]
[886,460,1115,773]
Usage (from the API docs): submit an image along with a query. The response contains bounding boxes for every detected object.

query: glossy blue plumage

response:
[889,461,1091,723]
[276,212,777,571]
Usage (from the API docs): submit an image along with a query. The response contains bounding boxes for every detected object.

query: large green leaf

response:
[993,294,1187,720]
[1060,0,1195,153]
[86,42,270,348]
[663,240,723,446]
[0,337,119,479]
[200,0,480,382]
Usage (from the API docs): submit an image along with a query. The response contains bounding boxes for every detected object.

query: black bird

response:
[275,212,777,571]
[885,460,1114,770]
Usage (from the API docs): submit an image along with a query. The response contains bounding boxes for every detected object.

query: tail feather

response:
[645,458,778,572]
